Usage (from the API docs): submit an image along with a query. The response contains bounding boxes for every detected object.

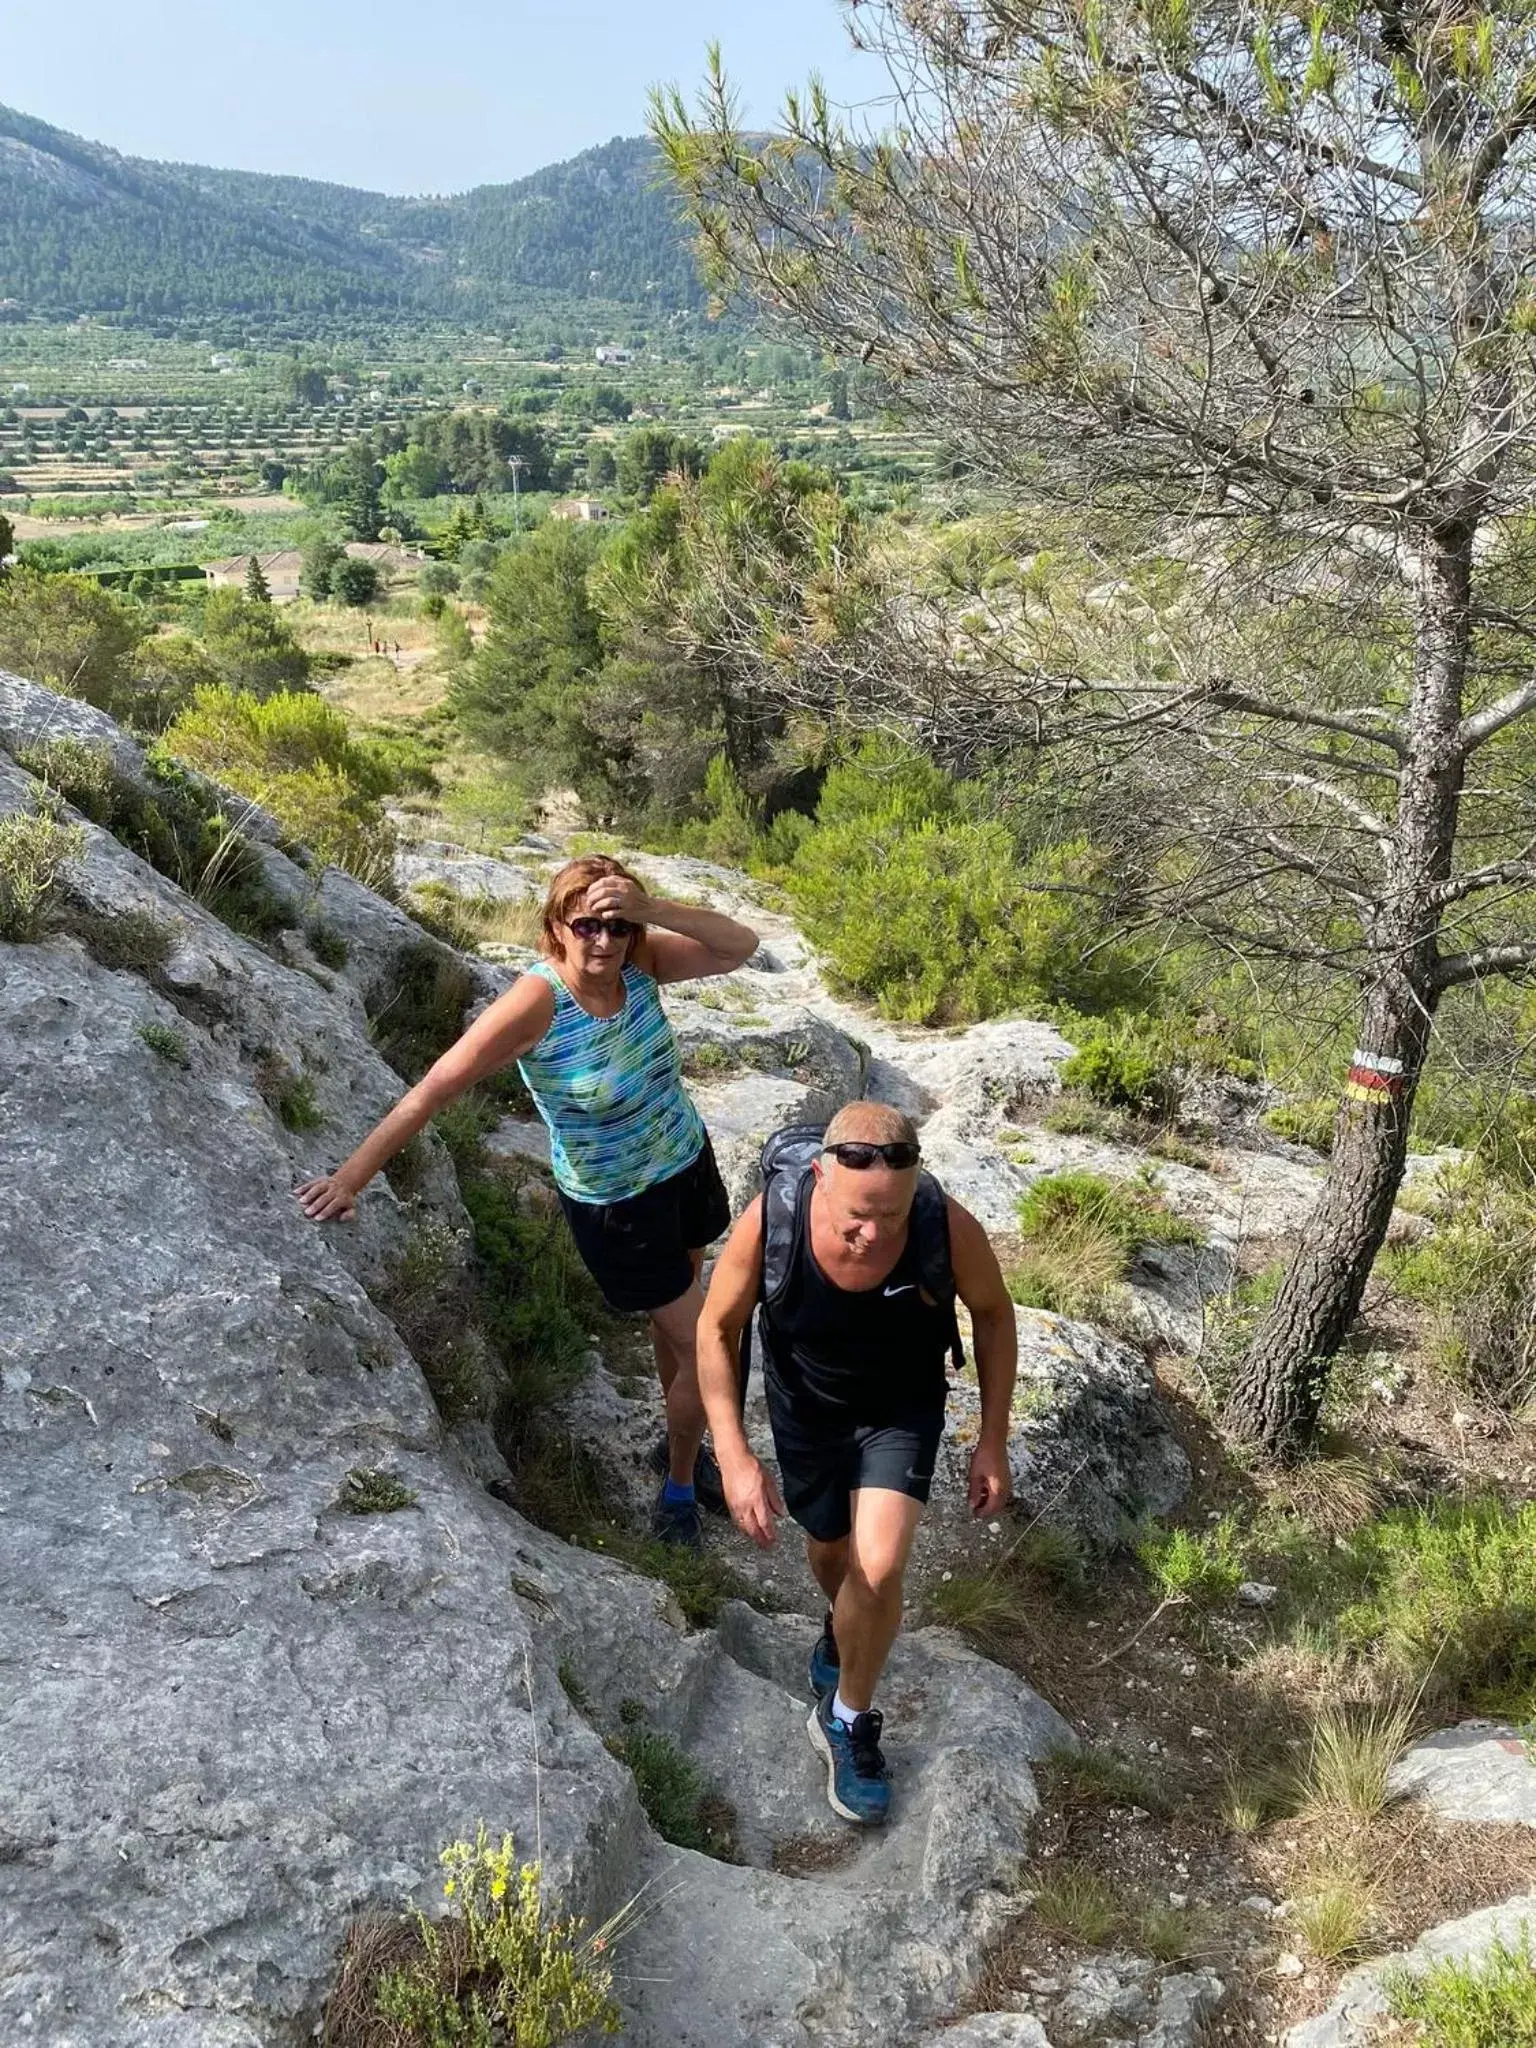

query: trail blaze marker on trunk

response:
[1344,1048,1407,1104]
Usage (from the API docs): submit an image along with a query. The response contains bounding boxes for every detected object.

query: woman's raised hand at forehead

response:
[584,872,648,921]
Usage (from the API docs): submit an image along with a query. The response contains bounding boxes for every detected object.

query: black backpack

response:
[740,1122,965,1395]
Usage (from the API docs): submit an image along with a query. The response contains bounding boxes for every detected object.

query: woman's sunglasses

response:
[567,915,639,941]
[824,1140,922,1170]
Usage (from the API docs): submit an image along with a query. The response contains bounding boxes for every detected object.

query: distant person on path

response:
[297,854,759,1547]
[697,1102,1016,1825]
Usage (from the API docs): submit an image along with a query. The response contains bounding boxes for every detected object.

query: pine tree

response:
[0,511,14,570]
[243,555,271,604]
[339,445,383,543]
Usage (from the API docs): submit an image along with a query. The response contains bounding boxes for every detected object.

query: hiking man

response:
[697,1101,1017,1826]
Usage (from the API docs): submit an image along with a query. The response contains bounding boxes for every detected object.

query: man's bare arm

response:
[698,1198,784,1545]
[948,1198,1017,1515]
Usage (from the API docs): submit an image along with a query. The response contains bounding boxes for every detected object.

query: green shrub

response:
[1016,1168,1200,1254]
[1060,1018,1180,1117]
[1387,1932,1536,2046]
[0,809,86,941]
[15,735,117,820]
[368,941,476,1082]
[162,687,394,884]
[139,1021,192,1069]
[784,739,1135,1025]
[0,568,144,711]
[461,1168,607,1416]
[1137,1516,1247,1604]
[325,1824,622,2048]
[1382,1170,1536,1407]
[197,588,311,697]
[1264,1098,1338,1153]
[1335,1497,1536,1713]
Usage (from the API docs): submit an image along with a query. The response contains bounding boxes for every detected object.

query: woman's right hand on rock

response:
[294,1172,358,1222]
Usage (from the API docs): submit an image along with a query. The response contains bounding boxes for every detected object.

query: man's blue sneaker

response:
[650,1483,703,1551]
[808,1612,840,1698]
[807,1690,890,1826]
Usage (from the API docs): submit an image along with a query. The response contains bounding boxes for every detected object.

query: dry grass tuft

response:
[1276,1453,1387,1537]
[1294,1700,1416,1824]
[1290,1845,1380,1964]
[1029,1860,1120,1946]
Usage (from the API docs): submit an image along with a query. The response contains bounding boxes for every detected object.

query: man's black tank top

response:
[763,1198,951,1423]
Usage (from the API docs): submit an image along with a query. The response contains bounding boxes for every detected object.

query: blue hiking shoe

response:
[807,1689,890,1826]
[648,1434,728,1517]
[808,1612,840,1698]
[650,1483,703,1552]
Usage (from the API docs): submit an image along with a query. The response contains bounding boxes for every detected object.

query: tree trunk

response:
[1221,989,1433,1456]
[1223,523,1472,1461]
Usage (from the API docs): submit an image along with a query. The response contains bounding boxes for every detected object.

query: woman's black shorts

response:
[558,1137,731,1314]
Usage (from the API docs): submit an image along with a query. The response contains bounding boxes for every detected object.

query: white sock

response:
[831,1688,865,1729]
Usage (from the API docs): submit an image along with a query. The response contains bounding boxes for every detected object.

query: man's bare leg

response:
[831,1489,925,1713]
[806,1532,851,1609]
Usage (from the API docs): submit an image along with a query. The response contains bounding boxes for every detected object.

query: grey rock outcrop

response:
[1286,1893,1536,2046]
[944,1313,1190,1548]
[1,675,1075,2047]
[1388,1721,1536,1825]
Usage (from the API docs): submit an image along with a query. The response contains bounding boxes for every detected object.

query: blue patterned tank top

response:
[516,961,706,1204]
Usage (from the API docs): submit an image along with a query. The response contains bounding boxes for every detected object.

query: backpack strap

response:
[910,1170,966,1372]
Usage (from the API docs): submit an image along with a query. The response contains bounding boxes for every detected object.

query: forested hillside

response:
[0,109,699,317]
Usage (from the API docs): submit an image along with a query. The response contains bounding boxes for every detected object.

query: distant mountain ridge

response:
[0,105,702,318]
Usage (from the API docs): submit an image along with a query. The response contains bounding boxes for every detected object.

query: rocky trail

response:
[3,668,1533,2046]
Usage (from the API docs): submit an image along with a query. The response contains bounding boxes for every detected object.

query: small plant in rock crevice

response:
[0,808,86,941]
[254,1052,324,1132]
[139,1020,192,1069]
[17,739,292,943]
[307,918,349,969]
[611,1705,739,1861]
[367,939,477,1082]
[1008,1167,1201,1322]
[62,903,178,974]
[335,1467,418,1515]
[322,1823,623,2048]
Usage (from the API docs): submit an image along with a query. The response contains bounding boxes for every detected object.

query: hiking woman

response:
[296,853,758,1547]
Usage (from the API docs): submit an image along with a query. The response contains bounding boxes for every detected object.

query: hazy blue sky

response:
[3,0,880,193]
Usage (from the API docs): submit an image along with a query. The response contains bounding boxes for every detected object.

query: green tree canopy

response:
[0,570,143,708]
[199,591,311,698]
[449,522,606,768]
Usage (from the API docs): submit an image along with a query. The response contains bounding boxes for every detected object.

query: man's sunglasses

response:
[824,1140,922,1170]
[568,916,639,941]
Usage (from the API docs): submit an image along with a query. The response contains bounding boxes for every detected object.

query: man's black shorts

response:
[764,1371,945,1543]
[558,1137,731,1314]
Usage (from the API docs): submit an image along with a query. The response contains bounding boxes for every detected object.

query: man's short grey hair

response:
[823,1101,920,1150]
